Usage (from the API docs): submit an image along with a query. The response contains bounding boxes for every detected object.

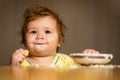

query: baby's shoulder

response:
[56,53,70,58]
[56,53,74,63]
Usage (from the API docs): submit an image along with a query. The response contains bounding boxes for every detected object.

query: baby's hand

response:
[11,49,29,66]
[82,49,99,54]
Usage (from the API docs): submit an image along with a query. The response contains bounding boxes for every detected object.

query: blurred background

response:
[0,0,120,65]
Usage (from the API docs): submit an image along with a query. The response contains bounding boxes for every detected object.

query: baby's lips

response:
[24,50,29,56]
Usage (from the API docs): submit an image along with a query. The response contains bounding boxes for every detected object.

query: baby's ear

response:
[57,44,61,47]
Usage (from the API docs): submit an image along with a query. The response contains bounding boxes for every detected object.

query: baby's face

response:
[25,16,59,56]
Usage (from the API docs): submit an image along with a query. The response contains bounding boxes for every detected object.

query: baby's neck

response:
[27,55,55,66]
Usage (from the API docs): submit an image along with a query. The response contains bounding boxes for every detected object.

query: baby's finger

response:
[82,49,99,54]
[14,54,25,62]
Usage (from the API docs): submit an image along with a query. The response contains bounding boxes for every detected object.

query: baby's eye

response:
[30,31,37,34]
[45,30,51,34]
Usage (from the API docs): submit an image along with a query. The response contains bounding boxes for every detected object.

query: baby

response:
[11,5,99,67]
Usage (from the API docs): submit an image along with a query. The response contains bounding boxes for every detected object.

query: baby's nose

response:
[36,34,44,39]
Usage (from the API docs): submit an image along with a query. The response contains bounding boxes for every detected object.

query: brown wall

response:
[0,0,120,65]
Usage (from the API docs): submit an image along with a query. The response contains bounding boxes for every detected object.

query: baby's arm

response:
[82,49,99,54]
[11,48,28,66]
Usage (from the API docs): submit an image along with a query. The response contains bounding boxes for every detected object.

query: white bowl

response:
[70,53,113,65]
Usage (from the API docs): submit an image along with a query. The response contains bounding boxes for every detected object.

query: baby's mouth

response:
[34,43,47,45]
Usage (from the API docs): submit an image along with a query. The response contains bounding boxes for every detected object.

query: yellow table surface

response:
[0,65,120,80]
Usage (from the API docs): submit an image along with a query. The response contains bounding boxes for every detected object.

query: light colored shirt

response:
[20,53,76,67]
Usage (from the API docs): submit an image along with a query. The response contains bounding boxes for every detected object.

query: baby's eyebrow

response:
[43,27,53,31]
[27,28,36,31]
[44,27,51,29]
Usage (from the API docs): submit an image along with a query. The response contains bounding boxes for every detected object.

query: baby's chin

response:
[32,45,48,51]
[29,48,48,54]
[29,52,51,57]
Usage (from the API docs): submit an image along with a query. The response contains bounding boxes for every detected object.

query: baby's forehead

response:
[27,17,58,30]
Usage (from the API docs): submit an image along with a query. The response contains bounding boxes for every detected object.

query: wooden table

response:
[0,65,120,80]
